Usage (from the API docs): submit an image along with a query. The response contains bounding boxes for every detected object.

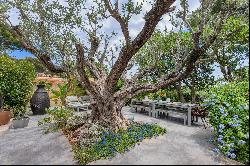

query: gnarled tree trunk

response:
[191,76,196,104]
[176,82,186,103]
[90,97,129,130]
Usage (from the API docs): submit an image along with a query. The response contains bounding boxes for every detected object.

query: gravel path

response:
[0,114,76,165]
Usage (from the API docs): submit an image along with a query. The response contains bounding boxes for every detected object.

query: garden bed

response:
[38,108,167,165]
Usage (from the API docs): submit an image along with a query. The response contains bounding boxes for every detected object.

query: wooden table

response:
[141,100,199,126]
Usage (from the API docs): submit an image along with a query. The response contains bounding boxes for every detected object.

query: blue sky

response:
[8,50,33,59]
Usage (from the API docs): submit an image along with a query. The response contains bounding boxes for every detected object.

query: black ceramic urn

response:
[30,84,50,115]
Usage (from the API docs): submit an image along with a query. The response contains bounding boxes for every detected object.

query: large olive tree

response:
[0,0,246,129]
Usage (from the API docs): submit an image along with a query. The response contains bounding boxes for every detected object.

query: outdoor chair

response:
[79,95,91,111]
[131,100,144,112]
[65,96,90,112]
[142,102,151,115]
[166,108,187,125]
[191,106,209,128]
[155,105,167,119]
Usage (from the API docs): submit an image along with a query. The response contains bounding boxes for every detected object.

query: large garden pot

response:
[10,117,29,129]
[0,110,11,126]
[30,84,50,115]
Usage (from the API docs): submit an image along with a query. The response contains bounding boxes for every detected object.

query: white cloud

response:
[8,8,20,26]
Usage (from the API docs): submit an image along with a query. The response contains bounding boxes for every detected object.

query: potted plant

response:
[0,108,12,126]
[10,106,30,129]
[0,56,35,128]
[0,93,12,126]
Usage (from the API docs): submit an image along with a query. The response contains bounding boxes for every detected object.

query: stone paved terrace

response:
[0,114,76,165]
[0,107,240,165]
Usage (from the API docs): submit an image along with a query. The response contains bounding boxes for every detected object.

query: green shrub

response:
[73,123,166,165]
[38,108,75,132]
[0,55,36,118]
[203,81,249,164]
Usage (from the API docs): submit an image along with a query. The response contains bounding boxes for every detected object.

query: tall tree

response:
[210,14,249,81]
[0,0,246,130]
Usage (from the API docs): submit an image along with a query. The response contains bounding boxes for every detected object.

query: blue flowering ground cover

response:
[73,122,166,164]
[203,80,249,164]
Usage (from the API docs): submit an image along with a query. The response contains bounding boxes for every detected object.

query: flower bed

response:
[38,108,167,164]
[73,123,166,165]
[203,81,249,164]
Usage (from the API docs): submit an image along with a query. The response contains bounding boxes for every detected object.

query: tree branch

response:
[75,43,100,97]
[8,24,66,73]
[106,0,176,93]
[104,0,130,44]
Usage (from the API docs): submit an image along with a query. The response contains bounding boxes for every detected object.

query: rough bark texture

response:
[90,98,129,131]
[191,76,196,104]
[219,63,234,82]
[176,83,186,103]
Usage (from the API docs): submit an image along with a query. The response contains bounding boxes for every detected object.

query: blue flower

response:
[239,106,244,110]
[210,127,214,131]
[218,135,223,138]
[219,108,225,114]
[232,118,237,122]
[222,112,227,117]
[101,138,107,145]
[229,143,234,147]
[219,124,225,129]
[232,122,241,127]
[230,136,235,140]
[233,115,238,119]
[218,129,223,133]
[225,102,230,107]
[229,149,234,153]
[111,147,116,153]
[209,136,214,142]
[202,104,208,107]
[212,148,219,153]
[228,122,233,126]
[218,137,223,143]
[227,152,231,158]
[238,140,246,145]
[231,153,236,159]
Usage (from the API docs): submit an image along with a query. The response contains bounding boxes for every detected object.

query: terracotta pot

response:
[0,111,11,126]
